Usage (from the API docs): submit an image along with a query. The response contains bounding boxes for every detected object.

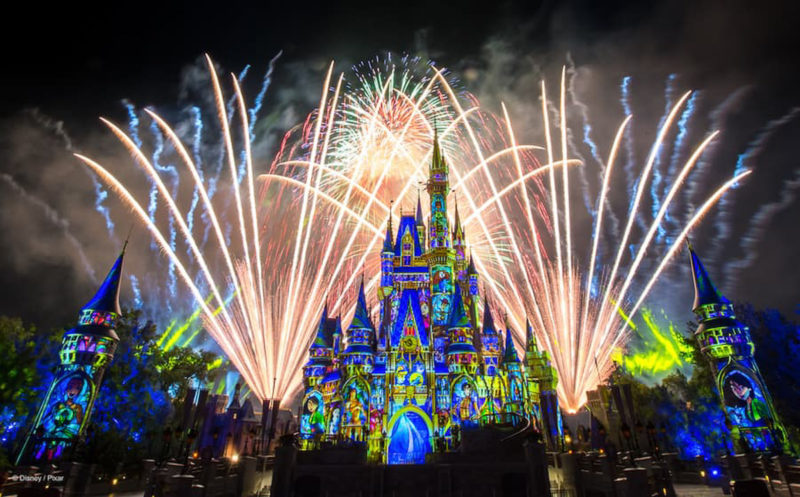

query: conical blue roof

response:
[70,248,125,340]
[688,245,729,310]
[482,295,497,335]
[383,216,394,252]
[447,285,470,329]
[503,326,520,363]
[334,315,343,335]
[415,191,425,226]
[310,305,331,349]
[349,280,374,330]
[83,250,125,316]
[467,253,477,275]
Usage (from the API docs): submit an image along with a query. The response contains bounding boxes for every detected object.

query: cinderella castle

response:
[299,135,562,464]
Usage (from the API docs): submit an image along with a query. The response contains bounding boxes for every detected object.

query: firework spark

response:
[77,56,750,410]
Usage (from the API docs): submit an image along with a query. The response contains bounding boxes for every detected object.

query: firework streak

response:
[77,58,749,409]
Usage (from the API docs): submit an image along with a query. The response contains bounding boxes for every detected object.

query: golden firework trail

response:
[77,56,750,410]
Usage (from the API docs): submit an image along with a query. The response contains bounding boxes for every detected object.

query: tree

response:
[0,310,224,474]
[83,309,223,475]
[616,305,800,458]
[0,317,61,470]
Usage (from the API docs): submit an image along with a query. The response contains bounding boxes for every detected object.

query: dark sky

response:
[2,0,800,331]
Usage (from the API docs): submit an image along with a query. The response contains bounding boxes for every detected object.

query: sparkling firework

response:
[77,56,750,409]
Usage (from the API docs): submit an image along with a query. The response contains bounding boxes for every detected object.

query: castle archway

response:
[386,405,432,464]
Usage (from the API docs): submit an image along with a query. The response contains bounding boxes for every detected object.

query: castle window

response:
[402,233,413,266]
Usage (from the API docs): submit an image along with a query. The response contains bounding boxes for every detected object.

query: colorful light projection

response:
[18,251,125,464]
[688,245,790,453]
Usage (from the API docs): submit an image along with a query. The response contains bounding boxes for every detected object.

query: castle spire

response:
[76,247,127,340]
[432,125,443,168]
[482,294,496,335]
[426,125,451,251]
[310,305,331,349]
[83,248,126,318]
[502,318,520,363]
[687,243,729,311]
[350,278,374,331]
[383,204,394,253]
[453,194,463,238]
[415,190,424,226]
[525,318,537,351]
[447,284,470,329]
[18,245,126,464]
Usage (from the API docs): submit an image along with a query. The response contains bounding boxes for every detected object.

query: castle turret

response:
[480,296,501,376]
[524,315,562,449]
[296,128,556,463]
[501,321,526,414]
[426,131,456,326]
[427,129,450,250]
[304,305,334,388]
[18,248,126,463]
[501,323,520,365]
[445,285,478,375]
[342,280,375,376]
[688,244,789,453]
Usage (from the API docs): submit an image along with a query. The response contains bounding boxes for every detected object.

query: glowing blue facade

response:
[299,136,561,463]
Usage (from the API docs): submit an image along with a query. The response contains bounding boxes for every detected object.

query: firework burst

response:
[77,56,750,410]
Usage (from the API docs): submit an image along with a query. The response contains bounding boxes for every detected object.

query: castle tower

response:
[480,296,501,376]
[18,249,126,463]
[297,126,561,463]
[426,131,456,326]
[501,322,520,365]
[525,318,562,450]
[427,129,450,250]
[501,322,526,414]
[688,245,789,453]
[445,285,478,375]
[523,319,543,424]
[342,280,375,377]
[303,306,334,389]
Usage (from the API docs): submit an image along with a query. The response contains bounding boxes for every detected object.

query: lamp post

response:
[660,422,670,452]
[634,420,643,454]
[621,422,635,467]
[646,421,658,458]
[211,427,220,458]
[182,429,197,474]
[161,427,173,465]
[598,425,607,454]
[249,428,257,456]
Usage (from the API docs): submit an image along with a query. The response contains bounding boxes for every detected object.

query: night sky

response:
[2,0,800,332]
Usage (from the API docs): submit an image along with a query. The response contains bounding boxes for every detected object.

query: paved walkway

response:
[674,484,727,496]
